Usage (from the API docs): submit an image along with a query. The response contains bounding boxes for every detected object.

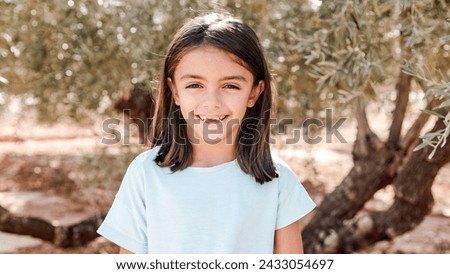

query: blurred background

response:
[0,0,449,253]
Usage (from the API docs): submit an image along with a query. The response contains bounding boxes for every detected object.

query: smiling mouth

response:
[195,115,229,122]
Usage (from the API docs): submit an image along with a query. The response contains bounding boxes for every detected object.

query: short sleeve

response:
[276,164,316,230]
[97,158,148,253]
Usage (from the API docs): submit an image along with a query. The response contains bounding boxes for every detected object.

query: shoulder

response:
[130,146,160,166]
[124,146,161,176]
[117,146,162,192]
[271,155,316,229]
[272,155,298,181]
[270,154,304,193]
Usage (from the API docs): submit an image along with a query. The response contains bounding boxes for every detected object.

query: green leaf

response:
[317,61,337,68]
[422,109,446,119]
[428,87,450,99]
[401,62,416,76]
[413,140,432,152]
[304,54,317,65]
[436,99,450,110]
[428,146,438,160]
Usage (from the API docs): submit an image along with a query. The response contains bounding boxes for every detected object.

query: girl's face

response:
[169,46,263,145]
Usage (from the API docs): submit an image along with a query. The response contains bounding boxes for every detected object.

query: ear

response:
[247,80,264,108]
[167,77,180,106]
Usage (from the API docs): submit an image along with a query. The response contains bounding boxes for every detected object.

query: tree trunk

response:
[302,11,442,250]
[303,119,449,253]
[302,143,401,253]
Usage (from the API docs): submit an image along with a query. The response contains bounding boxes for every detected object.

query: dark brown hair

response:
[149,12,278,184]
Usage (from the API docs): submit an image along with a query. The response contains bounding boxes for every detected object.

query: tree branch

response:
[318,118,450,253]
[387,6,413,148]
[302,145,401,253]
[401,98,445,153]
[353,97,381,159]
[401,102,433,152]
[388,71,412,147]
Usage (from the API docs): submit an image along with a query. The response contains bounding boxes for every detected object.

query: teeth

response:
[198,115,227,121]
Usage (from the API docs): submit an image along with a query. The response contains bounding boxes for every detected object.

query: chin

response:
[190,129,236,145]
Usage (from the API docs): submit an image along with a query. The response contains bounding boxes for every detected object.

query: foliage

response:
[404,63,450,158]
[293,0,449,95]
[1,0,189,122]
[0,0,322,124]
[1,0,449,174]
[291,0,449,151]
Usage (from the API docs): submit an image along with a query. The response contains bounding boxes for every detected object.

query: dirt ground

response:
[0,111,449,254]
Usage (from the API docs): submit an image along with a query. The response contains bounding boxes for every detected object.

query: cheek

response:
[177,95,196,115]
[179,105,193,121]
[231,98,251,117]
[178,96,193,109]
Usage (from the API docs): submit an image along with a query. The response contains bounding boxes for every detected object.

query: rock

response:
[0,191,92,226]
[0,191,106,248]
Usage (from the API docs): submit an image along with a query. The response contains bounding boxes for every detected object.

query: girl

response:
[97,12,315,254]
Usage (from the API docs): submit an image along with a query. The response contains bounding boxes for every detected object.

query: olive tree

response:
[291,0,450,253]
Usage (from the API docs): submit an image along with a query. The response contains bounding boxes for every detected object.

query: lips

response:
[195,115,229,122]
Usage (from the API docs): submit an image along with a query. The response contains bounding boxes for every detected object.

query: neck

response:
[190,142,236,167]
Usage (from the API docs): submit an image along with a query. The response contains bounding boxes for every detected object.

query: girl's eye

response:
[224,84,240,90]
[186,83,202,89]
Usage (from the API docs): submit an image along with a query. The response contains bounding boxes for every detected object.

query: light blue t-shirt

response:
[97,147,316,254]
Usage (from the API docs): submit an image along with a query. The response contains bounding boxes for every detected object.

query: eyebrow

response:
[179,74,248,82]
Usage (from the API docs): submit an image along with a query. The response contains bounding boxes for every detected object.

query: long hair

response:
[149,12,278,184]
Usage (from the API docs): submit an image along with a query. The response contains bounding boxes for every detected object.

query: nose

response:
[202,89,221,108]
